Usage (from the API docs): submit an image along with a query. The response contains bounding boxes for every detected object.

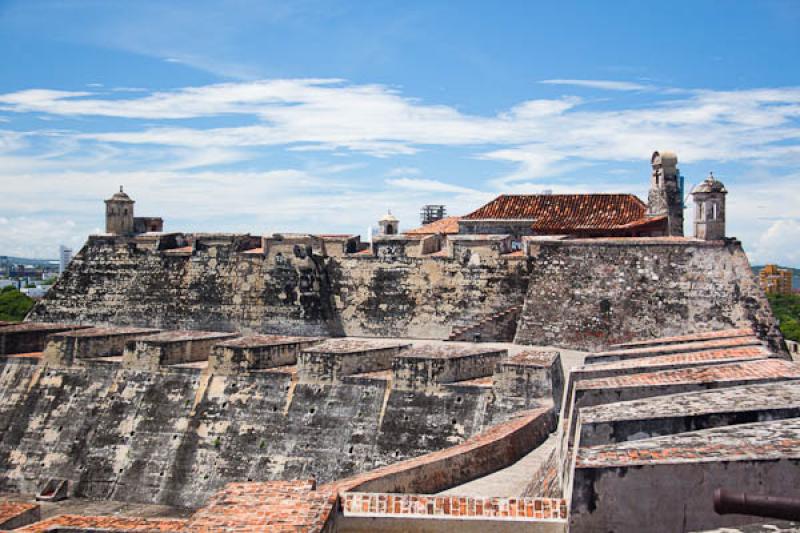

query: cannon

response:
[714,488,800,521]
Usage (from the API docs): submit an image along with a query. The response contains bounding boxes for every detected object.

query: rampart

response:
[0,335,550,509]
[27,234,781,352]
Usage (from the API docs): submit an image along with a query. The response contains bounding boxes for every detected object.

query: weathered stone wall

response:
[30,235,529,342]
[29,234,779,353]
[515,238,783,352]
[0,358,536,508]
[329,255,529,339]
[28,234,337,336]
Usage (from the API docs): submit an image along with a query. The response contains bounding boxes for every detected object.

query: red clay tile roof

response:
[404,215,461,235]
[462,194,652,231]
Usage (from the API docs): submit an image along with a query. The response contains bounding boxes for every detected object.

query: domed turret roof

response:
[651,150,678,168]
[692,173,727,194]
[379,210,398,223]
[107,186,133,202]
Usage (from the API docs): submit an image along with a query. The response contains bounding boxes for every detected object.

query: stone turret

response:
[378,211,399,235]
[692,173,727,240]
[647,151,684,236]
[105,186,134,235]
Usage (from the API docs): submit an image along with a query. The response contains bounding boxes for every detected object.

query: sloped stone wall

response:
[0,358,532,508]
[30,235,529,341]
[28,234,779,352]
[515,239,782,352]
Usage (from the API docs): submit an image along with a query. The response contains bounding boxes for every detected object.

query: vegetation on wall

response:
[768,293,800,342]
[0,286,35,322]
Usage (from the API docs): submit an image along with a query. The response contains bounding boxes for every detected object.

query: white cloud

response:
[540,79,655,91]
[386,178,479,194]
[749,219,800,266]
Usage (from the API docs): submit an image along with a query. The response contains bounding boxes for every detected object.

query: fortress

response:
[0,152,797,532]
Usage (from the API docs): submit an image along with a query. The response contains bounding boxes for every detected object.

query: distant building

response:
[420,205,447,225]
[59,245,73,274]
[759,264,793,295]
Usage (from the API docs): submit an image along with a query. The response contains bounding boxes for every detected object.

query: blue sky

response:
[0,0,798,265]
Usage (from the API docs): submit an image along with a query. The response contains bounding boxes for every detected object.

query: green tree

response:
[768,293,800,343]
[0,286,35,322]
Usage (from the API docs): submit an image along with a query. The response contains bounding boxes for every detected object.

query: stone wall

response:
[28,234,337,336]
[0,356,539,508]
[29,234,529,342]
[28,234,781,352]
[515,238,783,352]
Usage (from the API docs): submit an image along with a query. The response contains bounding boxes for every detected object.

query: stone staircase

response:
[448,305,522,342]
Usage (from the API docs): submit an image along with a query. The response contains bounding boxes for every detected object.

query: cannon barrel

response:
[714,489,800,521]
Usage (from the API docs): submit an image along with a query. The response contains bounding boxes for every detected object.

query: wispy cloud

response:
[540,79,656,91]
[2,80,797,170]
[386,177,480,194]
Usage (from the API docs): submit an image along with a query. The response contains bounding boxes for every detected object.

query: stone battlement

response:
[42,326,160,366]
[298,339,411,383]
[122,330,239,370]
[392,345,507,391]
[0,322,91,356]
[209,334,324,375]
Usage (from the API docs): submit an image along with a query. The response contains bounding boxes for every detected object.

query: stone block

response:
[42,326,159,366]
[122,330,239,371]
[0,322,90,355]
[392,345,507,391]
[208,334,324,374]
[493,350,564,412]
[298,339,411,383]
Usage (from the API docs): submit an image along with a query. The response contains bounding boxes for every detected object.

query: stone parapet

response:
[493,350,563,412]
[608,327,755,350]
[577,380,800,448]
[392,345,507,391]
[298,339,411,383]
[122,330,239,371]
[569,419,800,533]
[0,501,40,530]
[208,334,324,375]
[42,326,160,366]
[584,335,765,364]
[0,322,90,355]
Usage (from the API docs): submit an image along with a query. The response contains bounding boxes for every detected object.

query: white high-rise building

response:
[59,245,73,274]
